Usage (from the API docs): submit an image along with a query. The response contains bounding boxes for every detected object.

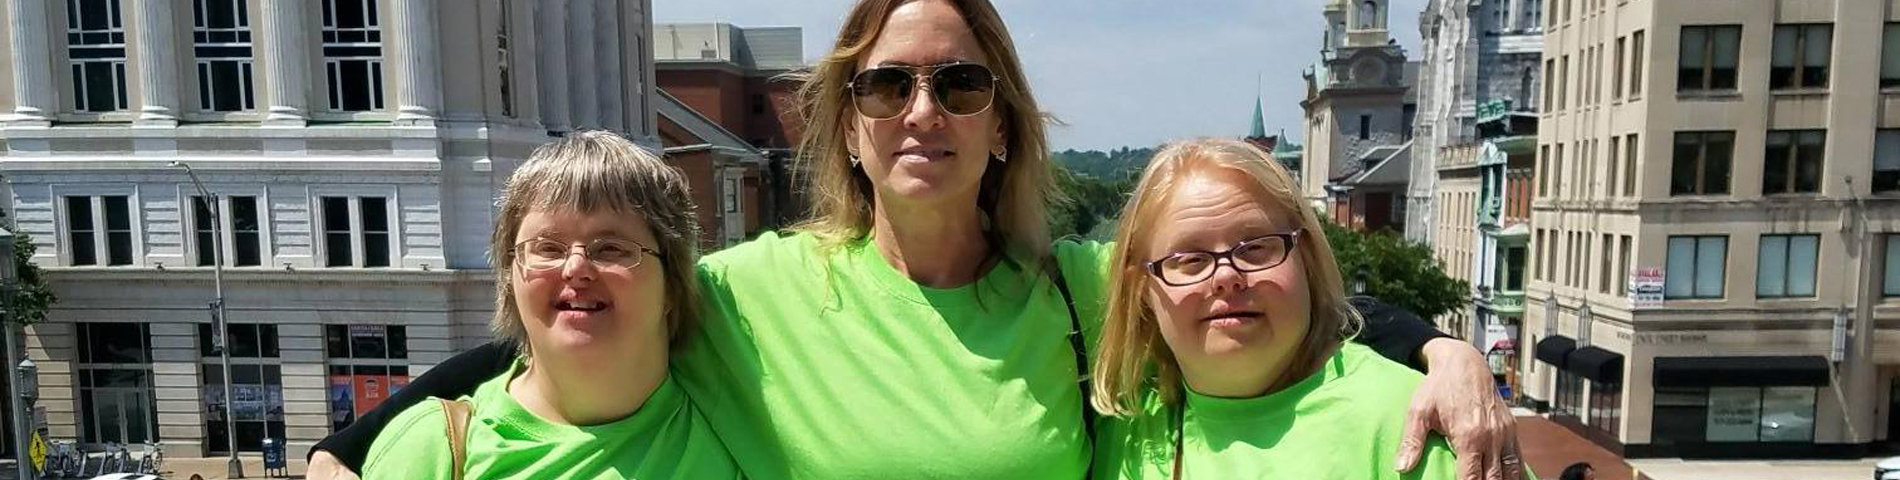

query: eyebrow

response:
[873,59,978,68]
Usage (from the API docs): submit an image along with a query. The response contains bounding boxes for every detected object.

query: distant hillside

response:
[1050,147,1154,181]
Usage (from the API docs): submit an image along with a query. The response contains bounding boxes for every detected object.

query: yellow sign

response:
[27,431,46,472]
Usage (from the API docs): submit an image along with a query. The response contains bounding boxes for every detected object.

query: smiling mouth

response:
[896,148,954,161]
[556,299,609,313]
[1202,311,1263,327]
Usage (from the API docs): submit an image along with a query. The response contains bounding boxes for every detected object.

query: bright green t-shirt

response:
[674,232,1113,480]
[1092,343,1461,480]
[361,359,741,480]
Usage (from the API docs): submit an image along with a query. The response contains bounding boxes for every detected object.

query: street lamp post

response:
[0,226,32,480]
[171,162,243,479]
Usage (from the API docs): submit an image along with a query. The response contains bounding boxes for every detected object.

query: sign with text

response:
[1629,267,1664,309]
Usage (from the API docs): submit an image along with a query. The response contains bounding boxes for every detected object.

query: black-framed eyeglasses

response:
[848,62,1000,120]
[1145,231,1301,287]
[511,237,661,272]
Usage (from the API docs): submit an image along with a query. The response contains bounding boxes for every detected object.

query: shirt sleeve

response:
[359,400,453,480]
[311,340,517,471]
[1346,296,1451,372]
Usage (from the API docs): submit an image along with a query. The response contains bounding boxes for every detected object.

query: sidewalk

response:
[1515,413,1641,480]
[1627,457,1882,480]
[0,456,305,480]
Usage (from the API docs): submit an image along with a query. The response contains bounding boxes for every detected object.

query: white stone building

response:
[0,0,655,459]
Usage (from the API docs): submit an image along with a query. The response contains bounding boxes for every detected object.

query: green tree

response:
[1049,166,1137,241]
[1321,219,1468,320]
[1,222,59,325]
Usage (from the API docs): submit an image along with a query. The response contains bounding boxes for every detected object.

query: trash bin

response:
[261,437,288,477]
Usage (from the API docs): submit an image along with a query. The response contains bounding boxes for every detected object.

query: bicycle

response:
[135,440,164,475]
[97,441,131,476]
[44,440,86,478]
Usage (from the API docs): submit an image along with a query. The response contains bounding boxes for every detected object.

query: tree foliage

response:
[1321,219,1469,321]
[2,227,59,326]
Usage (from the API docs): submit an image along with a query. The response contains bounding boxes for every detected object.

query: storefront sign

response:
[1629,267,1664,309]
[1630,332,1708,345]
[1706,387,1762,442]
[1476,100,1511,124]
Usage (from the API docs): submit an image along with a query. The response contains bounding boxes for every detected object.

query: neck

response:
[870,195,993,288]
[1180,344,1320,399]
[509,347,667,426]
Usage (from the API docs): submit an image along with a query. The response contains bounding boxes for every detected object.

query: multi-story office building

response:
[1527,0,1900,457]
[0,0,654,459]
[1414,0,1543,397]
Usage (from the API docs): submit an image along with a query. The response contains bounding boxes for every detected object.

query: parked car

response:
[1876,455,1900,480]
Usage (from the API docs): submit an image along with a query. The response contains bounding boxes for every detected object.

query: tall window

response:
[1630,30,1646,97]
[1770,24,1831,90]
[1617,235,1631,296]
[1543,59,1556,111]
[1607,136,1621,197]
[198,324,283,453]
[1599,233,1614,294]
[193,196,263,267]
[1762,130,1824,195]
[1623,133,1639,196]
[1757,234,1819,298]
[194,0,255,112]
[1613,36,1626,99]
[1358,115,1371,140]
[1505,246,1526,291]
[64,195,134,266]
[495,0,513,117]
[1886,235,1900,297]
[321,196,392,268]
[77,323,157,444]
[1883,23,1900,88]
[1559,55,1569,109]
[1670,132,1734,196]
[1588,382,1623,437]
[1678,25,1741,92]
[68,0,129,112]
[326,325,408,432]
[322,0,385,111]
[1665,235,1727,299]
[1874,130,1900,194]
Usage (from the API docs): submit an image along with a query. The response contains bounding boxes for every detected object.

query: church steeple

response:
[1249,77,1267,139]
[1344,0,1391,47]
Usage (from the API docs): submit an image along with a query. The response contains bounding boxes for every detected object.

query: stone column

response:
[390,0,442,125]
[534,0,570,131]
[259,0,311,126]
[594,0,623,133]
[566,0,598,129]
[132,0,181,126]
[6,0,57,127]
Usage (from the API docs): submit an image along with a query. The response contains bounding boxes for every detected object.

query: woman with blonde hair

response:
[309,1,1521,479]
[358,131,739,479]
[1090,138,1463,479]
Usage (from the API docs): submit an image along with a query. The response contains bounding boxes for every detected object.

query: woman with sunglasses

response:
[308,1,1521,479]
[356,132,739,479]
[1090,138,1479,480]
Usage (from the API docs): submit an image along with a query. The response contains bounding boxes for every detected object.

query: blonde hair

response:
[489,131,703,353]
[787,0,1056,261]
[1091,137,1362,417]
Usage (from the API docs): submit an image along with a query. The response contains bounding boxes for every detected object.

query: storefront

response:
[1642,355,1829,457]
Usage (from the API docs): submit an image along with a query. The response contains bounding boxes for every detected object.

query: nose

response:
[1205,257,1248,294]
[559,249,597,284]
[901,75,945,131]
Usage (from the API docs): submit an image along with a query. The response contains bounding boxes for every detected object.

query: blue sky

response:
[654,0,1429,150]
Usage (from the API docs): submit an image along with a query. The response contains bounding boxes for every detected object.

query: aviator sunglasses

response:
[848,63,1000,120]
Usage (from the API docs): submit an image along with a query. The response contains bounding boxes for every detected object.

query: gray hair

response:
[489,130,702,353]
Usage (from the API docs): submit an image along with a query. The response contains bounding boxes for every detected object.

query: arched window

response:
[1359,1,1379,29]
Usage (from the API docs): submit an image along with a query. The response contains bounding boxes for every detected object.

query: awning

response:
[1534,335,1576,368]
[1563,346,1624,384]
[1652,356,1832,387]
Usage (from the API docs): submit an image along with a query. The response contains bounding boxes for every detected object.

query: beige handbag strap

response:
[439,398,475,480]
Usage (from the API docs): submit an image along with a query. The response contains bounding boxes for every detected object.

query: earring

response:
[849,154,861,167]
[992,146,1009,164]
